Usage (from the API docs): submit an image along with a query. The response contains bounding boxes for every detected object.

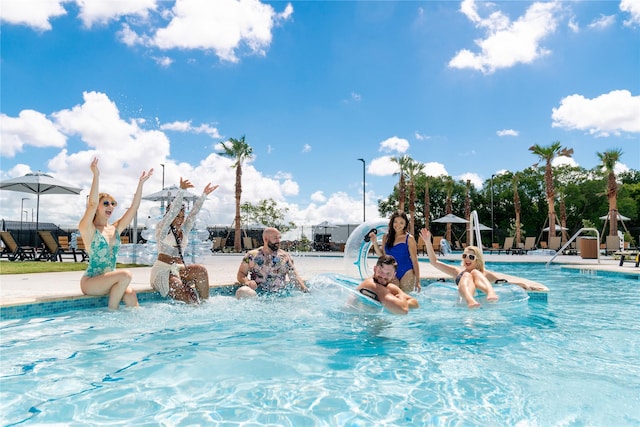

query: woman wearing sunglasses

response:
[150,177,218,304]
[78,157,154,309]
[419,229,548,308]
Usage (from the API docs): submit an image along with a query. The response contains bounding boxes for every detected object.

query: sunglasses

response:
[102,200,118,207]
[462,253,476,261]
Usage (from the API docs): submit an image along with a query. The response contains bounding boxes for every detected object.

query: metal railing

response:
[546,227,600,267]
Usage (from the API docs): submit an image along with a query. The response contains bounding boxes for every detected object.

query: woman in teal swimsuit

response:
[78,157,153,309]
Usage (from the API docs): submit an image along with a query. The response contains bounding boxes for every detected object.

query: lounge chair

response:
[37,231,78,262]
[605,235,621,255]
[242,236,254,251]
[74,236,89,262]
[490,237,514,254]
[548,236,562,252]
[211,236,224,253]
[0,231,36,261]
[417,236,427,255]
[120,235,130,244]
[523,237,537,253]
[432,236,444,256]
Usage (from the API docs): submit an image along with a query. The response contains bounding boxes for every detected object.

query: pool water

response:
[1,264,638,426]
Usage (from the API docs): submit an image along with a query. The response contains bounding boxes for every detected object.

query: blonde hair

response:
[461,246,485,272]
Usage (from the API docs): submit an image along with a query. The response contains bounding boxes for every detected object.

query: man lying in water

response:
[355,254,419,315]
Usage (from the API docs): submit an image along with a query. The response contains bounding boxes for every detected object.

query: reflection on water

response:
[1,265,638,426]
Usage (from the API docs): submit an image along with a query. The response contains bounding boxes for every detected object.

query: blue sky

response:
[1,0,639,238]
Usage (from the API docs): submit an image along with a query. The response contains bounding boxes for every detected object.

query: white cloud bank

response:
[551,90,640,137]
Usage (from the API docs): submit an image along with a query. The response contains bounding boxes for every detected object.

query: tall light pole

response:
[357,158,366,222]
[160,163,166,213]
[490,174,496,244]
[20,198,29,236]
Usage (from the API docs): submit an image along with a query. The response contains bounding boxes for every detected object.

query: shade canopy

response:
[543,225,568,232]
[433,213,469,224]
[314,220,338,228]
[476,222,492,231]
[142,185,199,202]
[599,213,630,221]
[0,171,82,244]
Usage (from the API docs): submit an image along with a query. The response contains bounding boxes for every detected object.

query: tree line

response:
[378,143,639,247]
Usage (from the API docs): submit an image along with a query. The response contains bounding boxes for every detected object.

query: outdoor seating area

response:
[0,231,36,261]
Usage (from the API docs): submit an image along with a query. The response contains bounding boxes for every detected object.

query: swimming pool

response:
[1,263,638,426]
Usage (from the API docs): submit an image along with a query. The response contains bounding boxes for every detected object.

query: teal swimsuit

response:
[84,230,121,277]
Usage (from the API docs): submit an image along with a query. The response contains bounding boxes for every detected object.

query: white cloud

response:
[551,90,640,137]
[497,129,519,137]
[379,136,410,153]
[76,0,157,28]
[457,172,483,189]
[160,120,221,139]
[450,0,560,74]
[552,155,578,168]
[423,161,448,178]
[588,14,616,30]
[568,16,580,33]
[0,110,67,157]
[621,0,640,26]
[153,56,174,67]
[139,0,293,63]
[310,191,326,202]
[368,156,399,176]
[414,132,431,141]
[0,0,67,31]
[302,144,312,153]
[0,90,376,232]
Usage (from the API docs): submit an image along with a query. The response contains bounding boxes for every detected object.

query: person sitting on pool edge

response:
[78,157,153,310]
[235,227,309,298]
[150,177,219,304]
[419,229,548,308]
[355,254,419,315]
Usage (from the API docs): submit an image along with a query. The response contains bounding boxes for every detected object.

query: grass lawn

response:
[0,262,144,275]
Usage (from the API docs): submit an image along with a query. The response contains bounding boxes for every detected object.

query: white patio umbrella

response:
[476,222,492,231]
[0,172,82,245]
[542,225,568,232]
[142,185,199,203]
[432,213,469,224]
[599,213,631,221]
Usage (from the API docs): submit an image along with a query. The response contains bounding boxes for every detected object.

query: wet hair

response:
[462,246,485,272]
[376,254,398,271]
[385,211,409,250]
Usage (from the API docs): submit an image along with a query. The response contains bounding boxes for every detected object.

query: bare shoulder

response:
[356,277,374,290]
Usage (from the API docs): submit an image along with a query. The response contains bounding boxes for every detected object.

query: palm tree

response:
[529,141,573,237]
[404,157,423,235]
[391,155,411,212]
[464,179,471,244]
[219,135,253,252]
[512,173,522,246]
[423,175,431,232]
[444,177,454,242]
[597,149,624,236]
[558,187,569,243]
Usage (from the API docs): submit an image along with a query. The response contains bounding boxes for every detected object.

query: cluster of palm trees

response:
[219,135,635,252]
[382,142,635,246]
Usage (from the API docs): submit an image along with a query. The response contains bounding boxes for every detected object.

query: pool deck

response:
[0,252,638,308]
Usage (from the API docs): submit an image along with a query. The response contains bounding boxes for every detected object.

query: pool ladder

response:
[546,227,600,267]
